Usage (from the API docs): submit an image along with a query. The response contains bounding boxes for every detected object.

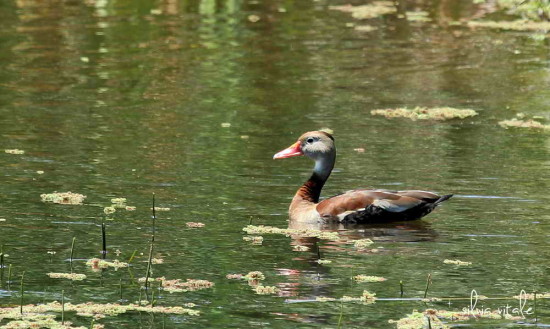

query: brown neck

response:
[294,172,326,203]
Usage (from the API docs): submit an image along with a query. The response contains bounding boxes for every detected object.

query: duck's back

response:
[316,189,452,223]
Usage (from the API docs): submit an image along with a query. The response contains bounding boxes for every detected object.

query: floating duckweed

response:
[254,285,280,295]
[354,25,378,32]
[329,2,396,20]
[103,206,116,215]
[152,207,170,211]
[513,292,550,300]
[498,118,550,130]
[244,271,265,281]
[353,148,365,153]
[125,206,136,211]
[36,170,45,175]
[221,122,232,127]
[406,11,431,22]
[293,245,310,251]
[389,310,444,329]
[151,258,164,264]
[361,290,377,301]
[430,308,521,321]
[47,272,87,281]
[138,277,214,293]
[354,239,374,249]
[371,107,478,121]
[243,236,263,245]
[247,15,260,23]
[86,258,128,271]
[315,296,336,302]
[0,301,199,324]
[226,273,244,280]
[5,149,25,154]
[0,218,6,222]
[316,259,332,265]
[353,275,386,282]
[243,225,340,240]
[468,20,550,31]
[186,222,205,228]
[443,259,472,266]
[111,198,127,205]
[40,192,86,205]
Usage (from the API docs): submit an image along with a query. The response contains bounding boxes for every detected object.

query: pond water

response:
[1,0,549,328]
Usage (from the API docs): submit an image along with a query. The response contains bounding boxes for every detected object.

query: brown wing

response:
[316,190,433,219]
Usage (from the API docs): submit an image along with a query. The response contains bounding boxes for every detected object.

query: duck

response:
[273,130,452,223]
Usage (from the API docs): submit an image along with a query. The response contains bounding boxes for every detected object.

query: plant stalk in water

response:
[70,237,76,272]
[20,271,25,314]
[61,290,65,324]
[101,222,107,259]
[7,264,12,290]
[152,193,156,243]
[144,242,154,301]
[424,273,432,299]
[400,280,404,298]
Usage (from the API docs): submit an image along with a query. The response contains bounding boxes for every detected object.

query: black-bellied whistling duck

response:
[273,130,452,223]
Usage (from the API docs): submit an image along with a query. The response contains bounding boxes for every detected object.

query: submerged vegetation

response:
[371,107,479,121]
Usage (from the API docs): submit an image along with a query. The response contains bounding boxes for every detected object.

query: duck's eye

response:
[306,137,315,144]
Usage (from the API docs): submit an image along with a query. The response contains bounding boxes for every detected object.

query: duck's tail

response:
[434,194,453,206]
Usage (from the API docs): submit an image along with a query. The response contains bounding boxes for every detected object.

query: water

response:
[1,0,549,328]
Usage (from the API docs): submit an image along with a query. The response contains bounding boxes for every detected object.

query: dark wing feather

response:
[316,189,452,223]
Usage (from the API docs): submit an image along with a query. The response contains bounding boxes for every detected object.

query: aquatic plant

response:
[4,149,25,154]
[474,0,550,21]
[243,271,265,281]
[498,118,550,129]
[371,107,478,121]
[242,225,340,241]
[468,19,550,31]
[353,275,386,282]
[242,236,263,245]
[316,259,332,265]
[329,2,396,20]
[110,198,126,205]
[226,274,244,280]
[353,239,374,250]
[354,25,378,32]
[340,290,377,304]
[404,11,432,22]
[254,285,280,295]
[389,310,448,329]
[86,258,128,271]
[138,277,214,293]
[443,259,472,266]
[47,273,87,281]
[151,207,170,212]
[315,296,336,302]
[151,258,164,264]
[292,245,310,251]
[40,192,86,205]
[186,222,205,228]
[103,207,116,215]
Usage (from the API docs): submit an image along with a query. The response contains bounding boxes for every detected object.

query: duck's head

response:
[273,130,335,161]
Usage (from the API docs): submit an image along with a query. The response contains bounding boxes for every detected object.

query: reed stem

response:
[101,223,107,259]
[61,290,65,324]
[7,264,12,290]
[152,193,156,243]
[20,271,25,314]
[144,243,154,301]
[400,280,404,298]
[424,274,432,299]
[70,237,76,272]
